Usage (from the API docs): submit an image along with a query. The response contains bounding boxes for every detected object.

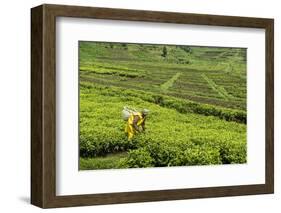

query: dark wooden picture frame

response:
[31,4,274,208]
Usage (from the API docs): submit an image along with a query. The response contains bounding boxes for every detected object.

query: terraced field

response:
[79,42,247,170]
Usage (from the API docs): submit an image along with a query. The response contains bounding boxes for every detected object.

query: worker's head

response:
[142,109,149,117]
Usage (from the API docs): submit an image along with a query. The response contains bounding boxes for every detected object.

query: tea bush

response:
[116,137,245,168]
[79,85,247,168]
[118,148,154,168]
[79,42,247,169]
[82,83,246,124]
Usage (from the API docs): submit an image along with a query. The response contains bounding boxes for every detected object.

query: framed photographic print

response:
[31,4,274,208]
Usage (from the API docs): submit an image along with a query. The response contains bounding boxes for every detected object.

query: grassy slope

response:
[80,42,246,110]
[79,42,247,170]
[79,84,246,169]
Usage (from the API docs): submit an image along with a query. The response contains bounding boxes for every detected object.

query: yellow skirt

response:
[125,123,135,140]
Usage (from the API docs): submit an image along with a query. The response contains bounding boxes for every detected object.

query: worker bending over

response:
[125,109,149,140]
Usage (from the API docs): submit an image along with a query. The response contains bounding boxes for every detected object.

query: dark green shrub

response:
[180,146,222,165]
[219,140,246,164]
[161,46,167,57]
[145,141,183,167]
[120,148,154,168]
[152,95,164,105]
[79,134,137,157]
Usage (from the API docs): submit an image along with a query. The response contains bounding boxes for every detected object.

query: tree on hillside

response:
[161,46,167,58]
[121,43,128,50]
[181,46,192,54]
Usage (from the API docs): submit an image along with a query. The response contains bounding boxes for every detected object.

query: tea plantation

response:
[79,42,247,170]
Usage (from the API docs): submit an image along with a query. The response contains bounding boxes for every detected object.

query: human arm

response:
[132,116,140,132]
[141,119,146,132]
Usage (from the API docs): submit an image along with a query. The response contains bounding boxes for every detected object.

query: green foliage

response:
[79,42,246,110]
[201,73,233,100]
[162,46,167,57]
[116,137,245,168]
[119,148,154,168]
[80,64,144,78]
[78,42,247,170]
[160,72,182,91]
[121,43,128,50]
[219,140,247,164]
[180,46,192,53]
[152,95,164,105]
[80,152,128,170]
[79,85,246,169]
[83,84,246,123]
